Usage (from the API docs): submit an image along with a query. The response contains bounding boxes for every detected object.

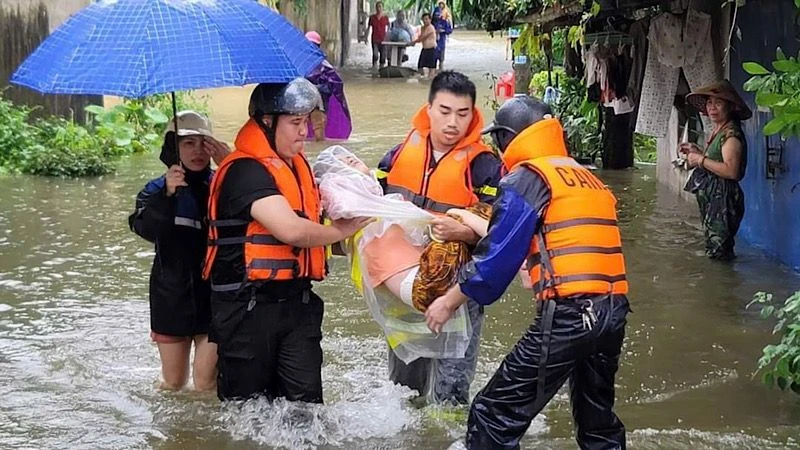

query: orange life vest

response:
[502,118,628,300]
[202,119,326,291]
[386,105,494,213]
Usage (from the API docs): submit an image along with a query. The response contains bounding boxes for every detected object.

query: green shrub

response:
[529,67,567,97]
[0,91,209,177]
[634,133,657,163]
[0,96,38,173]
[748,290,800,395]
[552,76,601,162]
[20,118,116,177]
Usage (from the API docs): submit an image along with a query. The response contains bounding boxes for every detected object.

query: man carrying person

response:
[375,71,504,405]
[425,95,630,449]
[433,4,453,70]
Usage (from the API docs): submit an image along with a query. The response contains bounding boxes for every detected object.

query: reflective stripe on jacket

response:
[502,118,628,300]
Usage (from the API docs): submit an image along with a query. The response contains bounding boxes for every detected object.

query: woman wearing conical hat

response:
[681,79,752,260]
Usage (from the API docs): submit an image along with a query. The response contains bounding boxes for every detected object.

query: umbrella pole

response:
[171,92,180,165]
[171,91,186,196]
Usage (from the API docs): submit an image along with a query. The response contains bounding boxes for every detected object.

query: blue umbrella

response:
[10,0,325,98]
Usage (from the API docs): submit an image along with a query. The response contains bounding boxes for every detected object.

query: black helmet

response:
[482,95,553,152]
[248,78,324,118]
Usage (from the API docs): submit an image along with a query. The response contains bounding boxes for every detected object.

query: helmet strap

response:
[254,112,280,150]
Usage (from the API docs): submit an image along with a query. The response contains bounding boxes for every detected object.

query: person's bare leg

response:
[191,334,218,392]
[383,267,416,301]
[157,341,191,390]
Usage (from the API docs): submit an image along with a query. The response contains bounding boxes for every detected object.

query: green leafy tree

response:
[743,49,800,139]
[741,0,800,395]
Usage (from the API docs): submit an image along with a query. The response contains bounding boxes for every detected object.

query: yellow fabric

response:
[324,217,333,259]
[476,185,498,197]
[347,231,365,294]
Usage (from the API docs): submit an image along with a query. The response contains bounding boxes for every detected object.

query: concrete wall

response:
[342,0,358,64]
[280,0,347,67]
[655,107,695,202]
[0,0,97,121]
[3,0,87,31]
[729,0,800,270]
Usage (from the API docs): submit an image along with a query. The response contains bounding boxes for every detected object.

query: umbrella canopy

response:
[10,0,325,98]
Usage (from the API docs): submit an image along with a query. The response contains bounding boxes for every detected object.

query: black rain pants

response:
[467,294,630,450]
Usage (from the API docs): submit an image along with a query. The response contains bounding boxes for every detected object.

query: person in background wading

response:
[413,13,438,79]
[367,1,390,70]
[303,30,353,141]
[432,4,452,70]
[202,78,370,402]
[375,71,504,406]
[129,110,231,391]
[425,95,631,449]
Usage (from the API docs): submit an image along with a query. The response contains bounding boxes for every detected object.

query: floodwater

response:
[1,31,799,450]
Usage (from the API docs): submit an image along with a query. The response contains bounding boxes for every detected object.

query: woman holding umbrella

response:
[129,111,230,391]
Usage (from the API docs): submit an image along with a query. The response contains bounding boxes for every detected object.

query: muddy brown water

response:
[1,32,798,449]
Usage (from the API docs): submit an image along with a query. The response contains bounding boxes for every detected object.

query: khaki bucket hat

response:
[165,110,214,137]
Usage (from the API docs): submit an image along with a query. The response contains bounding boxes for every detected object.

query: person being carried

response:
[437,1,454,28]
[314,146,494,371]
[374,71,505,405]
[314,146,491,312]
[413,13,438,79]
[129,110,230,392]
